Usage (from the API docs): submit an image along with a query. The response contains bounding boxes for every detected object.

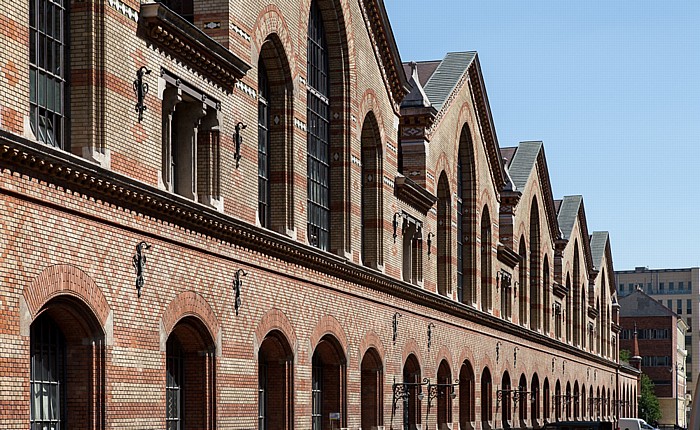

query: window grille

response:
[30,314,66,430]
[258,363,267,430]
[166,337,183,430]
[311,363,323,430]
[29,0,69,148]
[258,61,271,228]
[306,0,330,251]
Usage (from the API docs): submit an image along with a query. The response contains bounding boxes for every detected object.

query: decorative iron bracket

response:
[427,380,459,412]
[391,377,430,419]
[132,241,151,297]
[233,269,247,315]
[234,122,247,168]
[133,66,151,122]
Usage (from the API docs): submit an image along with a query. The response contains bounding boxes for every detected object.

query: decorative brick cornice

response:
[497,243,520,269]
[394,174,437,214]
[0,129,617,369]
[553,282,568,299]
[138,3,251,91]
[358,0,410,111]
[588,305,599,320]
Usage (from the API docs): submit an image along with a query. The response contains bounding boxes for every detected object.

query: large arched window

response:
[481,368,493,426]
[361,113,383,268]
[543,255,551,334]
[312,335,346,430]
[258,59,271,228]
[307,0,331,250]
[29,0,69,148]
[437,172,451,296]
[459,360,475,426]
[480,206,492,311]
[457,125,477,305]
[566,273,572,342]
[30,298,105,430]
[166,316,217,429]
[258,330,293,430]
[529,198,541,331]
[518,236,528,326]
[573,241,581,346]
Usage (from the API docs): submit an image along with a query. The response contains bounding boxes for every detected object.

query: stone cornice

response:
[497,244,520,269]
[394,174,437,214]
[553,282,568,299]
[588,305,599,319]
[0,129,618,369]
[138,3,251,91]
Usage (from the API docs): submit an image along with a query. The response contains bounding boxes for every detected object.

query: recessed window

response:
[29,0,69,148]
[258,60,271,228]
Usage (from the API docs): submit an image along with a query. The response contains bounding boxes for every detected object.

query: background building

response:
[0,0,636,428]
[619,289,689,428]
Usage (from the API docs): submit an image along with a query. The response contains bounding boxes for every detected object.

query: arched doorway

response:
[518,373,527,428]
[543,378,550,423]
[436,359,453,427]
[555,380,561,421]
[573,381,580,420]
[166,316,217,429]
[361,348,383,429]
[258,330,293,430]
[459,360,475,427]
[501,371,512,429]
[531,373,540,426]
[312,334,346,430]
[402,354,422,430]
[30,297,106,430]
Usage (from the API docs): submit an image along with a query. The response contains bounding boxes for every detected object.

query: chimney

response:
[630,322,642,371]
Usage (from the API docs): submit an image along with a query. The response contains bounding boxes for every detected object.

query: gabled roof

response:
[402,61,440,87]
[423,52,476,111]
[557,195,594,273]
[507,141,561,241]
[590,231,609,270]
[619,289,679,318]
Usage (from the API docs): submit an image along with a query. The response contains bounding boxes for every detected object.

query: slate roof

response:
[422,52,476,111]
[618,289,678,318]
[508,141,542,191]
[557,195,583,241]
[402,61,440,87]
[590,231,609,270]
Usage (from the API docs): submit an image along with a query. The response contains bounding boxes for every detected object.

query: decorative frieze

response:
[110,0,139,22]
[235,81,257,99]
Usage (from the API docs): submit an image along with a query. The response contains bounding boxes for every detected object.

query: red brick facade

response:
[0,0,637,429]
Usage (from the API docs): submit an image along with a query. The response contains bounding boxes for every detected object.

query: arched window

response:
[573,242,581,346]
[480,206,492,311]
[543,378,550,422]
[501,371,511,429]
[361,348,383,429]
[258,331,293,430]
[573,381,580,420]
[543,255,551,333]
[361,113,383,268]
[312,335,346,430]
[481,368,493,426]
[530,198,541,331]
[307,0,331,250]
[555,380,562,421]
[581,384,587,420]
[457,126,477,305]
[29,0,69,148]
[565,382,572,419]
[166,316,217,429]
[258,59,271,228]
[30,298,105,430]
[518,236,528,326]
[566,273,572,342]
[437,172,451,296]
[459,360,475,426]
[589,386,594,418]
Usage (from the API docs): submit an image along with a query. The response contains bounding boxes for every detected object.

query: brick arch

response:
[456,346,476,373]
[433,345,454,379]
[254,308,297,356]
[401,337,423,371]
[454,102,479,168]
[433,154,452,193]
[23,264,110,326]
[359,89,386,145]
[309,314,349,360]
[161,291,220,344]
[478,353,496,379]
[251,5,296,76]
[357,329,386,371]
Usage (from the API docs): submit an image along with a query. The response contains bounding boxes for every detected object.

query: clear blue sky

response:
[384,0,700,271]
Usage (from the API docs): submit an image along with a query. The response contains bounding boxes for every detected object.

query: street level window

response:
[29,0,69,148]
[166,337,183,430]
[30,314,67,430]
[161,70,221,207]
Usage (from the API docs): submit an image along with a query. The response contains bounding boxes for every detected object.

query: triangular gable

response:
[558,195,594,273]
[618,289,679,318]
[508,141,561,242]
